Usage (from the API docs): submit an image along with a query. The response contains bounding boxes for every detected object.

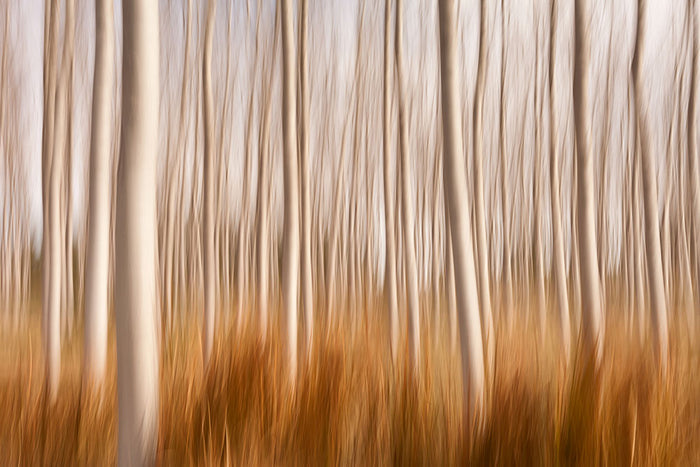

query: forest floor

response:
[0,297,699,465]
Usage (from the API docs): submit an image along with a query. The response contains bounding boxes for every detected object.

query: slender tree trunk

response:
[281,0,300,381]
[690,0,700,306]
[474,0,495,376]
[202,0,216,368]
[298,0,313,359]
[632,0,669,370]
[438,0,485,423]
[573,0,604,363]
[396,0,421,370]
[549,0,571,359]
[115,0,160,463]
[84,0,114,388]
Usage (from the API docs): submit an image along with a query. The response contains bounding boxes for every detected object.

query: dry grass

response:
[0,298,699,465]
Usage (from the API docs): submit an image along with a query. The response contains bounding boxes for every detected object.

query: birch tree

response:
[84,0,115,388]
[474,0,495,375]
[549,0,571,358]
[202,0,217,368]
[438,0,485,422]
[395,0,421,369]
[299,0,313,358]
[573,0,604,362]
[633,0,669,370]
[115,0,160,462]
[281,0,301,380]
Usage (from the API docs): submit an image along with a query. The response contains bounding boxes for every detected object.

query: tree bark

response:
[474,0,495,377]
[281,0,300,381]
[115,0,160,463]
[84,0,115,388]
[396,0,421,370]
[438,0,486,423]
[549,0,571,359]
[202,0,217,368]
[573,0,604,363]
[299,0,313,359]
[632,0,669,370]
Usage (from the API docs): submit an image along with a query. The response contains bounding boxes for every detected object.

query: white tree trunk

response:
[633,0,669,370]
[438,0,485,423]
[549,0,571,359]
[383,0,399,361]
[573,0,604,363]
[115,0,160,463]
[84,0,114,388]
[396,0,421,370]
[299,0,313,359]
[281,0,300,381]
[202,0,217,368]
[474,0,495,377]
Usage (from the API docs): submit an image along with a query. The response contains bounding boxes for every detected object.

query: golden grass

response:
[0,300,699,465]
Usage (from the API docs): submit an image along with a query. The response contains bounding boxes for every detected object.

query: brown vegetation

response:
[0,294,699,465]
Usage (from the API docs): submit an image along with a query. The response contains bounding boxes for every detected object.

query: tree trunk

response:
[115,0,160,463]
[84,0,114,388]
[299,0,313,359]
[281,0,300,381]
[474,0,495,377]
[438,0,485,423]
[41,0,60,402]
[632,0,669,370]
[573,0,604,363]
[395,0,421,370]
[549,0,571,359]
[202,0,217,368]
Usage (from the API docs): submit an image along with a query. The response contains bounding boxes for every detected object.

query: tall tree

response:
[573,0,604,362]
[299,0,313,358]
[438,0,486,422]
[84,0,115,387]
[115,0,160,462]
[548,0,571,359]
[395,0,421,369]
[474,0,495,375]
[41,0,60,402]
[281,0,301,380]
[632,0,669,370]
[202,0,217,368]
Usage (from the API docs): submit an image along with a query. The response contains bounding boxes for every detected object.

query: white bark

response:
[573,0,604,362]
[474,0,495,377]
[396,0,421,370]
[633,0,669,370]
[438,0,485,423]
[299,0,313,359]
[281,0,300,381]
[115,0,160,463]
[84,0,114,388]
[202,0,216,368]
[549,0,571,359]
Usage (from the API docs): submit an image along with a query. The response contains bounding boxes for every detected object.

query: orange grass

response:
[0,297,699,465]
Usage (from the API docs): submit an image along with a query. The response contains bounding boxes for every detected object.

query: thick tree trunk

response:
[115,0,160,463]
[281,0,300,381]
[395,0,421,370]
[632,0,669,370]
[573,0,604,363]
[438,0,485,423]
[202,0,216,368]
[84,0,114,388]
